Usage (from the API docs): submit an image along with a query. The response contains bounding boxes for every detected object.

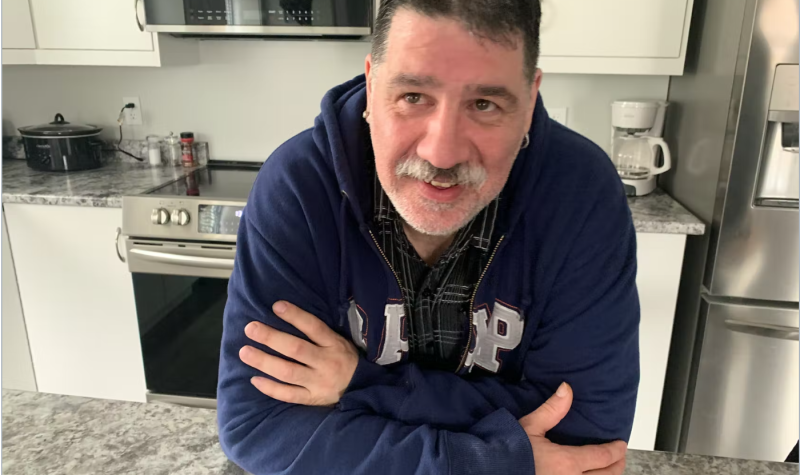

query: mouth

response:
[412,177,463,203]
[426,178,457,190]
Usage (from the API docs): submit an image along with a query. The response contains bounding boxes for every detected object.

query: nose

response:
[415,103,471,170]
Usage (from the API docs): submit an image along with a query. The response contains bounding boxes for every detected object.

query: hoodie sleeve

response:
[216,154,534,475]
[340,177,640,447]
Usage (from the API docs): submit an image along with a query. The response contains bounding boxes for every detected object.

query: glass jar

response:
[146,135,162,166]
[165,133,182,167]
[193,142,209,166]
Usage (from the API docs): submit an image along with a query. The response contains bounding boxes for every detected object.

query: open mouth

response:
[425,179,458,190]
[414,177,463,203]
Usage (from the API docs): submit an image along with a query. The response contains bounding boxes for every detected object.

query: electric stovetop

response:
[146,162,261,200]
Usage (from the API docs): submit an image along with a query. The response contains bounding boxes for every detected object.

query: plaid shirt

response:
[371,170,499,371]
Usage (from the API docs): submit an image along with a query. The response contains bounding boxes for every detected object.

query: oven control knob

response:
[151,208,170,225]
[172,209,191,226]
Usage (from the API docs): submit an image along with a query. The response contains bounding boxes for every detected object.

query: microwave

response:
[141,0,374,37]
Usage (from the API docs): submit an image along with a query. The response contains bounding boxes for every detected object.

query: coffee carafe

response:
[610,100,672,196]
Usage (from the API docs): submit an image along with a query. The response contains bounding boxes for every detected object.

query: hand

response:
[519,383,628,475]
[239,301,359,407]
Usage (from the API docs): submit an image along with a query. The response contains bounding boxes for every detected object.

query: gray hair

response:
[371,0,542,83]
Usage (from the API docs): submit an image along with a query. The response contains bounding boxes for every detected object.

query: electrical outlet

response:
[550,107,568,126]
[122,97,142,126]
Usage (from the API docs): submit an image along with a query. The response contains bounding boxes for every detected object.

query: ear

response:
[365,54,374,109]
[529,68,543,108]
[524,68,544,131]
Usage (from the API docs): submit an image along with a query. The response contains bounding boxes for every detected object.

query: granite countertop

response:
[1,159,199,208]
[629,189,705,235]
[2,390,241,475]
[1,158,705,235]
[3,390,795,475]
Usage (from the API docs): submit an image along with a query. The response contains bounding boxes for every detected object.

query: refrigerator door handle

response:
[724,319,799,341]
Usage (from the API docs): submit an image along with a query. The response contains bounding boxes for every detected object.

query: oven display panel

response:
[198,205,244,235]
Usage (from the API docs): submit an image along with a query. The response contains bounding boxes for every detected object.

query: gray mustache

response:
[395,156,487,188]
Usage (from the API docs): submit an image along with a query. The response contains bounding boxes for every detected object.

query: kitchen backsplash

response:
[2,40,670,161]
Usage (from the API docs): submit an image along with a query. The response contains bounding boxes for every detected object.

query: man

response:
[218,1,639,474]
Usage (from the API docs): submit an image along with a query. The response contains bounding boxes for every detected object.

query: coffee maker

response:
[610,100,672,196]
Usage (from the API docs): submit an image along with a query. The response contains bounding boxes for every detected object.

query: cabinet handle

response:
[724,319,799,341]
[135,0,145,32]
[115,227,126,263]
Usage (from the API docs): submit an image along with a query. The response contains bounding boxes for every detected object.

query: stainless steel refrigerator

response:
[657,0,799,463]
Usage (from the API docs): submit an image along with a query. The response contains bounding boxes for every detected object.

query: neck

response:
[402,222,456,266]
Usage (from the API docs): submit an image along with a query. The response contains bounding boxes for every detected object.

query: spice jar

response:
[165,133,182,167]
[180,132,195,167]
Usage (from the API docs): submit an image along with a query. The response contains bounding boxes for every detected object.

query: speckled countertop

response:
[1,159,199,208]
[3,390,794,475]
[2,390,242,475]
[1,158,705,235]
[628,189,705,235]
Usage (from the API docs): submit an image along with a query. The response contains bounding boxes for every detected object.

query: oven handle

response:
[129,248,235,270]
[115,227,126,263]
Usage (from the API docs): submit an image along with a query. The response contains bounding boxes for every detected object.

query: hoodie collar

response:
[315,74,551,238]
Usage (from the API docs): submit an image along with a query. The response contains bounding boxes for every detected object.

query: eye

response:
[475,99,498,112]
[404,93,423,104]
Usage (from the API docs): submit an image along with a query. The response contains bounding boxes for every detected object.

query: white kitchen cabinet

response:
[2,0,197,66]
[629,232,686,450]
[539,0,695,75]
[2,0,35,49]
[4,204,146,402]
[30,0,153,51]
[2,210,37,392]
[2,0,37,64]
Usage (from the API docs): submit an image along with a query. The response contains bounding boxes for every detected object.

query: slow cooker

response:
[18,113,104,172]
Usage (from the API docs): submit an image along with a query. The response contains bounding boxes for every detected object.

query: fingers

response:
[519,382,573,437]
[583,457,626,475]
[240,345,313,386]
[272,301,338,347]
[250,376,312,405]
[568,440,628,472]
[245,320,319,365]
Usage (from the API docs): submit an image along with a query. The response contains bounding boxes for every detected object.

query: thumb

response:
[520,382,573,437]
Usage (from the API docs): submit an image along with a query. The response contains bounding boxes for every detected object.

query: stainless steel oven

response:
[122,164,260,408]
[140,0,374,37]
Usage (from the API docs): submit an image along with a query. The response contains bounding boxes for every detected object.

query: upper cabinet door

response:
[30,0,153,51]
[540,0,689,58]
[2,0,36,49]
[537,0,693,75]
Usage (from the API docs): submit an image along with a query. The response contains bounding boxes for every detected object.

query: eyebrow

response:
[468,84,519,107]
[388,73,442,88]
[387,74,520,107]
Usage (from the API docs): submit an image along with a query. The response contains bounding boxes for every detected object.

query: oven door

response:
[127,238,235,407]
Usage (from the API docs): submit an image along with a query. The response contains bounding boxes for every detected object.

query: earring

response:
[362,110,370,120]
[521,133,530,149]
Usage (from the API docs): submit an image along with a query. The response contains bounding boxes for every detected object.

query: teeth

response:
[429,180,455,189]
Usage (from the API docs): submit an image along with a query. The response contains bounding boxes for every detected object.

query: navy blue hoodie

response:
[217,75,640,474]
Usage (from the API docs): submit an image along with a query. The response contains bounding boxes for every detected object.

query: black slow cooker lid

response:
[18,113,102,138]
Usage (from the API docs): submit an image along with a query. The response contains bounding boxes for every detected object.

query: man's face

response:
[365,8,542,236]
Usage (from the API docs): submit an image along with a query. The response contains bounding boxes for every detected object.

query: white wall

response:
[2,39,668,161]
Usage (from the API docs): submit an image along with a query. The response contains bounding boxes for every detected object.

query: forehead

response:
[381,8,526,87]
